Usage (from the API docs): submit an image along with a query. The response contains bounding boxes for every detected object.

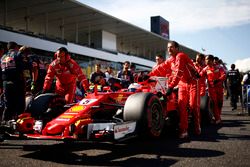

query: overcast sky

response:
[78,0,250,72]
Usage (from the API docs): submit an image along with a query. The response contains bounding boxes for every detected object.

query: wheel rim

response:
[148,100,163,136]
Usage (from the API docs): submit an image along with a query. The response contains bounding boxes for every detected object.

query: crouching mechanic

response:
[149,41,201,139]
[43,47,89,104]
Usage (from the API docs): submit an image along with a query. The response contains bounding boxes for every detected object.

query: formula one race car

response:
[0,76,179,142]
[0,75,209,142]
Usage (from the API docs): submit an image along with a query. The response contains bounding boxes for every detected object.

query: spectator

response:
[150,41,201,139]
[1,41,26,121]
[242,71,250,85]
[130,63,138,82]
[117,61,134,88]
[18,46,38,93]
[35,59,48,94]
[105,66,114,81]
[152,54,164,70]
[130,63,136,73]
[227,64,241,110]
[242,71,250,109]
[90,64,106,86]
[27,56,49,94]
[43,47,89,104]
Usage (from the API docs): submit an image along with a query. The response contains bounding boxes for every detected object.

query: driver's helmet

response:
[128,83,142,92]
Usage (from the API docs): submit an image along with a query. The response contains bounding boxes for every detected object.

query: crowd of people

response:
[0,42,48,121]
[150,40,249,139]
[0,40,249,140]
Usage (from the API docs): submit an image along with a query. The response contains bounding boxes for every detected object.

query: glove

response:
[31,82,36,93]
[166,87,173,96]
[213,79,220,85]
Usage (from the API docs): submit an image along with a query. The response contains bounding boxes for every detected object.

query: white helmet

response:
[128,83,142,92]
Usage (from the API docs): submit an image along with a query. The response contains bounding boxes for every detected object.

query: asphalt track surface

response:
[0,99,250,167]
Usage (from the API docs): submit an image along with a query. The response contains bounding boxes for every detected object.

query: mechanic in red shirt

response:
[150,41,201,139]
[200,55,226,124]
[214,57,227,117]
[194,53,206,97]
[43,47,89,104]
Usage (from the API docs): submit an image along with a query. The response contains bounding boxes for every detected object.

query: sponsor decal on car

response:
[114,122,136,140]
[79,99,97,105]
[58,115,74,119]
[70,105,85,112]
[55,118,70,121]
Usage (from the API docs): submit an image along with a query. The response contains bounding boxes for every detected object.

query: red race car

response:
[1,76,201,142]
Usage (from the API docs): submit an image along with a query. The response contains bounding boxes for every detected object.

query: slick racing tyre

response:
[124,92,164,138]
[26,93,66,119]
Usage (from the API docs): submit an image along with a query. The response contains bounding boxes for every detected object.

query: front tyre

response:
[124,92,164,138]
[26,93,66,120]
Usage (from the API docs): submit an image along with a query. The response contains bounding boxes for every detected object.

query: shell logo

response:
[70,105,85,112]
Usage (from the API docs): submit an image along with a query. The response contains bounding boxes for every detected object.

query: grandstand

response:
[0,0,199,76]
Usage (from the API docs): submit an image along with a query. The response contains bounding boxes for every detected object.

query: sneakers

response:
[179,132,188,139]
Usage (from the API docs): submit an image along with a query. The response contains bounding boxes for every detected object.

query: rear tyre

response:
[124,92,164,138]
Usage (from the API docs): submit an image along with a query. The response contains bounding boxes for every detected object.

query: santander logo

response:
[114,126,129,133]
